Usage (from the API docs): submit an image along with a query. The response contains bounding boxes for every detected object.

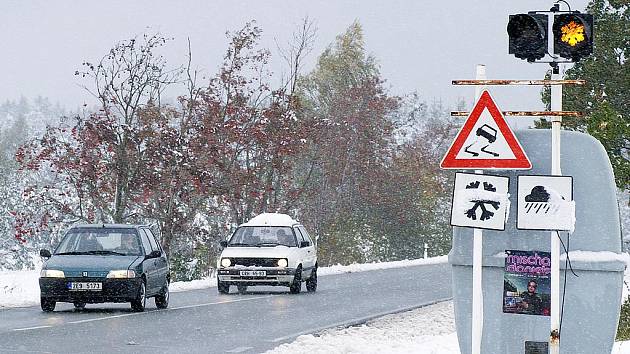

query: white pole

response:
[424,243,428,259]
[550,68,563,354]
[471,64,486,354]
[472,228,483,354]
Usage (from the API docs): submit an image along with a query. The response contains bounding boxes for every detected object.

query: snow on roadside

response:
[0,269,40,308]
[265,300,630,354]
[319,256,448,276]
[266,301,459,354]
[171,276,216,292]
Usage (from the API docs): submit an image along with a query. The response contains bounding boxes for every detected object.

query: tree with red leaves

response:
[15,25,313,259]
[16,34,185,251]
[188,21,312,226]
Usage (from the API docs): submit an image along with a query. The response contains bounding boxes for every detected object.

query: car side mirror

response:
[146,250,161,259]
[40,249,51,258]
[220,240,228,248]
[300,241,310,248]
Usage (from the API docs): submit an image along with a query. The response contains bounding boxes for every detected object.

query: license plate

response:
[68,282,102,291]
[239,270,266,277]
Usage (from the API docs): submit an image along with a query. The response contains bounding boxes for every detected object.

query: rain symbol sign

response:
[451,172,510,231]
[517,175,575,231]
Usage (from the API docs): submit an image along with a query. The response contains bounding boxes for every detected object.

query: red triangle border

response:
[440,90,531,170]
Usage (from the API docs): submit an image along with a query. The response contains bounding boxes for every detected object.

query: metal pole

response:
[550,68,563,354]
[424,243,428,259]
[471,64,486,354]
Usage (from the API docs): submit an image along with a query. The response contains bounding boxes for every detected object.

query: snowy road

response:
[0,263,451,354]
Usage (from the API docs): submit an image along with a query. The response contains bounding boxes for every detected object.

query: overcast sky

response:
[0,0,589,127]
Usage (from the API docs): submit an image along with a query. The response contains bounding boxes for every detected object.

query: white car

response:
[217,213,317,294]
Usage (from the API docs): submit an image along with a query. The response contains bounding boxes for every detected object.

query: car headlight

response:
[221,258,232,267]
[40,269,65,278]
[277,258,288,268]
[106,270,136,279]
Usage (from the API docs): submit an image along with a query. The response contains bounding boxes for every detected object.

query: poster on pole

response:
[503,250,551,316]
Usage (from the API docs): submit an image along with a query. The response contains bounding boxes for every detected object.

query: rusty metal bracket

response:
[452,79,586,86]
[451,111,583,117]
[550,329,560,347]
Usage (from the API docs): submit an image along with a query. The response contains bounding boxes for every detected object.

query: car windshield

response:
[55,229,143,256]
[229,226,296,247]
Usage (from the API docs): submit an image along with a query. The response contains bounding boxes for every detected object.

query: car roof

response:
[241,213,299,227]
[69,224,147,230]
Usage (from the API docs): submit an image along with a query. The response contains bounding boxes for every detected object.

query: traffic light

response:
[553,13,594,61]
[507,14,548,62]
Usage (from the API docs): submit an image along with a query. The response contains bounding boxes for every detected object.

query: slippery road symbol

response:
[464,124,500,157]
[524,186,563,214]
[465,181,500,221]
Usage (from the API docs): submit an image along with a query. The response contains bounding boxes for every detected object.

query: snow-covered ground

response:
[2,255,630,353]
[267,300,459,354]
[265,299,630,354]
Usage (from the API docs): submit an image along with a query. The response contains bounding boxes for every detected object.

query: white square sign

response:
[451,172,510,231]
[517,175,575,231]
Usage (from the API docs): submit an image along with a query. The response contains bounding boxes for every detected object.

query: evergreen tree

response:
[539,0,629,198]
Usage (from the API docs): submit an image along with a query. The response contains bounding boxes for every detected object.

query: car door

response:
[139,229,158,293]
[295,226,315,274]
[146,228,168,291]
[298,226,317,269]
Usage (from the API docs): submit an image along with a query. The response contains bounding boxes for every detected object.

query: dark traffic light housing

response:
[507,14,548,62]
[553,13,594,61]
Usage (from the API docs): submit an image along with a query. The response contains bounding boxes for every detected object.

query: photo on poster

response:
[503,250,550,316]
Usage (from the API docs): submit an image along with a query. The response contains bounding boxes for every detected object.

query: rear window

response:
[229,226,296,247]
[55,228,142,256]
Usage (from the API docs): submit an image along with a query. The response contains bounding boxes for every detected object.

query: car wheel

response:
[155,281,169,309]
[217,279,230,294]
[289,267,302,294]
[306,267,317,293]
[131,280,147,312]
[41,298,56,312]
[73,302,86,310]
[237,284,247,294]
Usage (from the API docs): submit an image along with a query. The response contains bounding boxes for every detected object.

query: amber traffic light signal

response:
[508,11,594,63]
[553,13,594,61]
[507,14,548,62]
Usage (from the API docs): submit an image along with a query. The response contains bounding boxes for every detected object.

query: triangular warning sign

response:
[440,90,531,170]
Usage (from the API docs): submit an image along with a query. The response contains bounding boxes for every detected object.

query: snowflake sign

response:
[451,172,510,231]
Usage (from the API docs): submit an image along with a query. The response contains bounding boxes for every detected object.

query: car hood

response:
[44,255,141,272]
[220,246,299,259]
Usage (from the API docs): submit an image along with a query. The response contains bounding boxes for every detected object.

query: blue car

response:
[39,224,170,312]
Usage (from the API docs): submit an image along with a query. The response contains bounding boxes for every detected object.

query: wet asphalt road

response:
[0,263,451,354]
